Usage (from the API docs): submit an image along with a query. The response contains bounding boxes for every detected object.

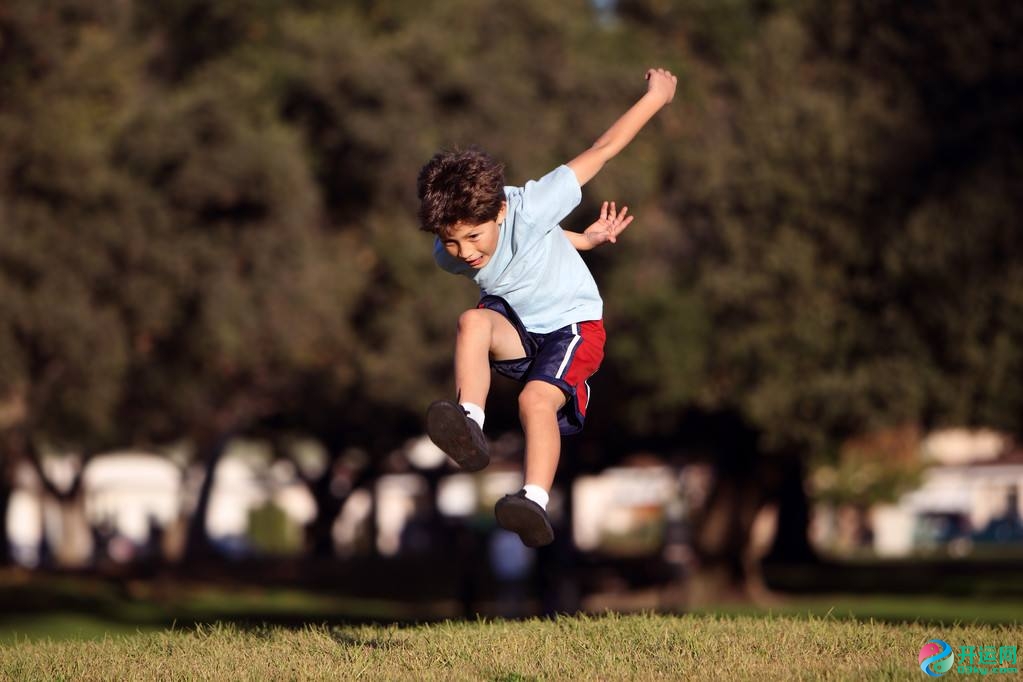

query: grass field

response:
[2,568,1022,679]
[1,613,1020,680]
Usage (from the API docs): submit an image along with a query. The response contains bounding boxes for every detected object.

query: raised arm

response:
[567,68,677,187]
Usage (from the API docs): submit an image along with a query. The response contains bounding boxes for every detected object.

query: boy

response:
[417,68,677,547]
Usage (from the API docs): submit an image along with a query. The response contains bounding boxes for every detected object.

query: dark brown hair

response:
[416,148,505,235]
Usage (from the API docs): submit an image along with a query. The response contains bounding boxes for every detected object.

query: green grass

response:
[0,612,162,642]
[0,573,441,644]
[694,594,1023,627]
[0,613,1020,680]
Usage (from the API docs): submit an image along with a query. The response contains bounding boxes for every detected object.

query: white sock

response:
[522,484,549,511]
[460,402,485,429]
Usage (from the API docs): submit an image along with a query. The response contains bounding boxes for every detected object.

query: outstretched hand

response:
[645,67,677,105]
[583,201,634,248]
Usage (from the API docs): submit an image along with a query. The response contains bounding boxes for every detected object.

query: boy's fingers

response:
[600,201,609,221]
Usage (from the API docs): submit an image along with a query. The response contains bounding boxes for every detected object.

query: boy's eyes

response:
[445,235,478,244]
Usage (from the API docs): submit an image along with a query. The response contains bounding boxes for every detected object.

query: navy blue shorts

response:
[478,295,606,435]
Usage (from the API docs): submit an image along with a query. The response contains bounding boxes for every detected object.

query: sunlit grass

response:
[1,613,1020,680]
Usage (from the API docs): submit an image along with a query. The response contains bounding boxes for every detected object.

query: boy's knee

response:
[457,308,491,336]
[518,381,566,415]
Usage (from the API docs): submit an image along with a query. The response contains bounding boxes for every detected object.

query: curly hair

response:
[416,148,506,235]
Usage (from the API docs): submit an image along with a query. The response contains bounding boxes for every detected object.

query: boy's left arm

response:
[567,68,677,187]
[565,201,634,251]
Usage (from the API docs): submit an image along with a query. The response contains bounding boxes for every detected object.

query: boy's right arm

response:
[567,68,677,187]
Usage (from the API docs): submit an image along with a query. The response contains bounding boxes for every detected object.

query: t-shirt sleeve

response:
[518,165,582,233]
[433,237,471,275]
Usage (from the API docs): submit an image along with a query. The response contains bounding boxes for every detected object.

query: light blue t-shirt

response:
[433,165,603,334]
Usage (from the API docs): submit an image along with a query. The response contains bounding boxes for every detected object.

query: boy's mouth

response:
[466,256,484,268]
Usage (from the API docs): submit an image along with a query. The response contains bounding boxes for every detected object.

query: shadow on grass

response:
[2,556,1023,641]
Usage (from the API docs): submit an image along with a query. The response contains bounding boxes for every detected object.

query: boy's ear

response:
[497,201,508,224]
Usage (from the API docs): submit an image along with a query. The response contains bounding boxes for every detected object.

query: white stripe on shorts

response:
[555,323,581,379]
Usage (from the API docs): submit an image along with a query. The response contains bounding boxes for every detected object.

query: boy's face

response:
[440,202,507,269]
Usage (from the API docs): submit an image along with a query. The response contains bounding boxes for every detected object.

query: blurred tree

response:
[0,0,366,564]
[674,0,1023,599]
[815,0,1023,431]
[2,0,1020,612]
[111,49,372,561]
[133,0,291,83]
[810,425,926,542]
[0,1,144,567]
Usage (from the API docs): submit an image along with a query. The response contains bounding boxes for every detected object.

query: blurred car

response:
[972,516,1023,545]
[913,511,973,556]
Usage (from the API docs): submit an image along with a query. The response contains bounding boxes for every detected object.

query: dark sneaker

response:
[426,400,490,472]
[495,490,554,547]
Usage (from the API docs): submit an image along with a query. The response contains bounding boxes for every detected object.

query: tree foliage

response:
[687,1,1023,458]
[1,0,1022,566]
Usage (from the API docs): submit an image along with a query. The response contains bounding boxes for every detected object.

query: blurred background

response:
[2,0,1023,639]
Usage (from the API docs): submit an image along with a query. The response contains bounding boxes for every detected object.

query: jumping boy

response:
[417,67,677,547]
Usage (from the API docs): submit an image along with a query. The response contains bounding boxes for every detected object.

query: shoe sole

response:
[426,401,489,472]
[495,497,554,547]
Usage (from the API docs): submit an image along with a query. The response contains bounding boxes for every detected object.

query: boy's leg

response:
[494,379,565,548]
[518,380,567,491]
[454,308,527,407]
[427,307,526,472]
[495,319,604,548]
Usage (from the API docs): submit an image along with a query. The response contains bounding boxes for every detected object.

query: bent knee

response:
[518,381,567,414]
[456,308,491,335]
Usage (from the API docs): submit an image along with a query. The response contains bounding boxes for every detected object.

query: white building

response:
[5,441,316,566]
[871,429,1023,557]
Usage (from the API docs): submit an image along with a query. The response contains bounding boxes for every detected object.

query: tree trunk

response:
[182,432,232,562]
[24,439,95,569]
[0,463,11,566]
[762,454,817,565]
[679,411,773,609]
[44,493,94,569]
[298,447,381,560]
[687,446,771,607]
[0,431,24,567]
[307,465,343,558]
[0,395,26,565]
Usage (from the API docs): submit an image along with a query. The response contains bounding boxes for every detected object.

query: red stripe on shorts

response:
[562,320,606,416]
